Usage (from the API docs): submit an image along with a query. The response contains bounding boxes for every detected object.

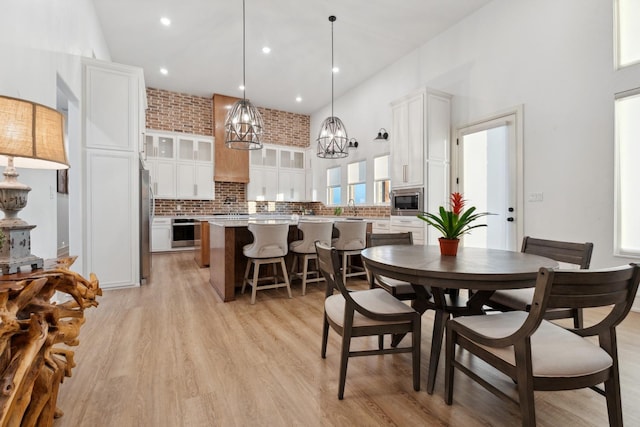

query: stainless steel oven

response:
[390,187,423,216]
[171,218,201,248]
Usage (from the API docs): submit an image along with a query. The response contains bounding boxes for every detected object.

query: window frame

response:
[326,166,342,206]
[373,154,391,205]
[615,0,640,69]
[614,87,640,257]
[347,159,367,205]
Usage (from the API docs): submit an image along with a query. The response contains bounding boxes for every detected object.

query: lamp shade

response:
[0,95,68,169]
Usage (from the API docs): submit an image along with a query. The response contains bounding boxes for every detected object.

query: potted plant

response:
[417,192,490,256]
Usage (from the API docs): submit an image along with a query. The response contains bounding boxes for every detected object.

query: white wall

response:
[0,0,110,274]
[311,0,640,274]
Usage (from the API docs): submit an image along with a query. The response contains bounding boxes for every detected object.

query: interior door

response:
[455,110,523,250]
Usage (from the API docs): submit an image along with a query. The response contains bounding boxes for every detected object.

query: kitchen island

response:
[207,217,373,302]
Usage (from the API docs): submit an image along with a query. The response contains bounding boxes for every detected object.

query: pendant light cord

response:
[330,16,334,118]
[242,0,246,101]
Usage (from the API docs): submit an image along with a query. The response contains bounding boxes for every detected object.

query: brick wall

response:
[145,87,389,218]
[146,88,213,135]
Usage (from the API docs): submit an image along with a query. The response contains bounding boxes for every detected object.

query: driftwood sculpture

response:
[0,257,100,426]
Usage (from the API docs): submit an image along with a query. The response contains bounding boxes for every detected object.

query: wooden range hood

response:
[212,93,249,183]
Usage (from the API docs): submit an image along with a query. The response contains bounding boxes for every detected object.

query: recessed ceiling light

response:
[332,66,340,73]
[262,46,271,54]
[239,85,245,91]
[160,17,171,26]
[160,68,168,75]
[295,96,302,102]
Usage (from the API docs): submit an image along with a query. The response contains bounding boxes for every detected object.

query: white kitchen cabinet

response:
[278,169,305,201]
[248,167,278,201]
[145,130,214,200]
[391,91,424,188]
[177,136,213,162]
[390,88,451,193]
[151,218,172,252]
[176,162,214,199]
[83,58,146,289]
[278,147,305,201]
[390,216,426,244]
[145,134,175,160]
[371,219,391,234]
[247,145,306,202]
[148,159,175,198]
[424,90,452,244]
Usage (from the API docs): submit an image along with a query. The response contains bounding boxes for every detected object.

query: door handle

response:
[507,217,514,222]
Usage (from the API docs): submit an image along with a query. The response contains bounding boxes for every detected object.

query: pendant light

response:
[316,15,348,159]
[225,0,264,150]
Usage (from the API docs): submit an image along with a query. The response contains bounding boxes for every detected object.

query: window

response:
[373,155,391,204]
[327,166,341,206]
[616,0,640,68]
[347,160,366,204]
[615,89,640,255]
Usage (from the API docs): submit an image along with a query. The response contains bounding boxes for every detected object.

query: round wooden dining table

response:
[360,245,558,394]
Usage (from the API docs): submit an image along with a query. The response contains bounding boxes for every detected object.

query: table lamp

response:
[0,95,69,274]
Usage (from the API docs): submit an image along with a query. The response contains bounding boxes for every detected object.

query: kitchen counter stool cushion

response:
[332,220,368,283]
[316,242,421,400]
[241,222,292,304]
[289,220,334,295]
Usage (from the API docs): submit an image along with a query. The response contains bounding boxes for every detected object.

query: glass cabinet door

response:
[157,136,174,159]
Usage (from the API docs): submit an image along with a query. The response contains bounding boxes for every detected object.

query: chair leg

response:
[412,316,421,392]
[378,334,384,350]
[602,332,623,427]
[241,259,252,294]
[321,314,329,358]
[280,258,292,299]
[444,328,455,405]
[514,342,536,427]
[301,254,309,296]
[342,251,348,284]
[338,328,351,400]
[250,261,260,305]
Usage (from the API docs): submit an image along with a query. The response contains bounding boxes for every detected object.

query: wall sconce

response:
[347,138,359,149]
[374,128,389,141]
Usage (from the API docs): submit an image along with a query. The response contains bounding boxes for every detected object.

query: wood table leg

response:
[427,287,449,395]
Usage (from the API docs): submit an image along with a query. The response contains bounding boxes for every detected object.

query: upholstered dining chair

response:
[445,264,640,427]
[241,222,292,304]
[366,232,420,300]
[486,236,593,328]
[315,241,422,400]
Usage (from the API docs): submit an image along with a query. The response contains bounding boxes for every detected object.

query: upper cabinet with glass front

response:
[144,130,214,200]
[145,134,175,159]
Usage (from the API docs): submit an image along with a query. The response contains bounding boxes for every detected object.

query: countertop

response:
[207,216,382,228]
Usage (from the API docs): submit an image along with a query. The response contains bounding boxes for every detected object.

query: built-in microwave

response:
[390,187,423,216]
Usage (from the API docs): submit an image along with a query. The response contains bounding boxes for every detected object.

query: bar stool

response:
[242,222,292,304]
[289,220,334,295]
[332,220,368,284]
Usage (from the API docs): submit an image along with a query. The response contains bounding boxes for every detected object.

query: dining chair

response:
[332,220,368,284]
[366,232,420,300]
[241,222,292,304]
[315,241,421,400]
[486,236,593,328]
[445,263,640,427]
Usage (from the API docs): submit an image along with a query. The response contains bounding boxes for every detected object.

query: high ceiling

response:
[92,0,492,115]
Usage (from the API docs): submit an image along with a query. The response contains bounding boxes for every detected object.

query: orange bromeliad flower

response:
[450,192,465,215]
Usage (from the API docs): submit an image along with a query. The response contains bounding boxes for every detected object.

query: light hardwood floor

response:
[55,252,640,426]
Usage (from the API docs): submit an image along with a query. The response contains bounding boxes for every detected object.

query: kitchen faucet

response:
[347,198,357,216]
